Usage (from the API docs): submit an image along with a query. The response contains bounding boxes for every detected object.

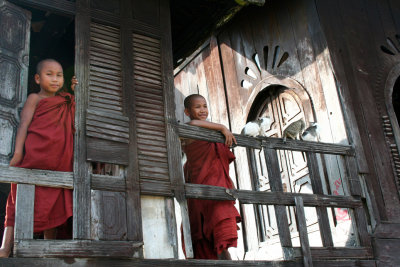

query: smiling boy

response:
[182,94,241,260]
[0,59,77,257]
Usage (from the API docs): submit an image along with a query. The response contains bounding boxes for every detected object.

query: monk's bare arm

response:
[9,94,41,166]
[187,120,237,147]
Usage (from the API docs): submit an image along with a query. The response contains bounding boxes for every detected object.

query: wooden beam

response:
[0,258,377,266]
[74,0,92,240]
[293,247,373,259]
[0,166,362,208]
[185,183,362,208]
[162,0,193,258]
[176,124,354,155]
[264,148,293,259]
[306,152,334,247]
[14,240,143,258]
[0,166,73,189]
[295,197,313,267]
[9,0,75,15]
[121,0,143,243]
[14,184,35,240]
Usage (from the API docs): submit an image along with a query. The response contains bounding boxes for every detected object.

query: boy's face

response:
[184,96,209,120]
[34,61,64,95]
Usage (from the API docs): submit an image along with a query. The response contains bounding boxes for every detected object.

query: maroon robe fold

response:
[183,140,241,259]
[5,92,74,232]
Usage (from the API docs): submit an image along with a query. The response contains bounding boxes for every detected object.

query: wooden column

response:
[14,184,35,240]
[295,196,313,267]
[263,146,293,259]
[121,0,142,243]
[306,152,333,247]
[73,0,91,239]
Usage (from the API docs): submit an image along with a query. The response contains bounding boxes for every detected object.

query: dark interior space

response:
[170,0,248,67]
[27,7,75,94]
[393,76,400,128]
[0,4,74,243]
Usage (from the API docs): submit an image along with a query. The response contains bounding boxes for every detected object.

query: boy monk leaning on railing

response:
[0,59,77,257]
[181,94,241,260]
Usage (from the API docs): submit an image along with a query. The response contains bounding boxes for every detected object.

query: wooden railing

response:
[0,123,373,264]
[176,124,373,265]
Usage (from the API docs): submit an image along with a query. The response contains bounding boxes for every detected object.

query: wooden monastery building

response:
[0,0,399,266]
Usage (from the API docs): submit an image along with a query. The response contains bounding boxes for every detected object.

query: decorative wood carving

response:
[0,0,30,164]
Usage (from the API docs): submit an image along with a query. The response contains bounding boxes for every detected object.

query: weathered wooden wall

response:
[315,0,400,266]
[175,0,400,264]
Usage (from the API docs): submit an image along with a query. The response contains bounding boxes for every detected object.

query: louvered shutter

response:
[133,33,169,183]
[86,22,129,165]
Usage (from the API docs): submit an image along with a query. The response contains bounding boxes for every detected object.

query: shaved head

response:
[184,94,205,109]
[36,59,62,74]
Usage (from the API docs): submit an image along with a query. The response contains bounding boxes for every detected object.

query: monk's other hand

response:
[221,128,237,147]
[71,76,78,91]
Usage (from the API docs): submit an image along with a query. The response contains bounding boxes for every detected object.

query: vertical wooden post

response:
[161,0,193,258]
[121,0,143,244]
[306,152,333,246]
[73,0,92,239]
[345,156,371,247]
[247,148,266,242]
[14,184,35,240]
[294,196,313,267]
[263,146,293,259]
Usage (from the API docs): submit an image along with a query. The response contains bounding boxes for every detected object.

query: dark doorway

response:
[0,3,74,243]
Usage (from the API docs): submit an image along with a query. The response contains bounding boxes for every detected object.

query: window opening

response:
[0,4,74,244]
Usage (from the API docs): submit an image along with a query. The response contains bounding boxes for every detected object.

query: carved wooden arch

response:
[244,75,315,122]
[384,63,400,147]
[384,63,400,190]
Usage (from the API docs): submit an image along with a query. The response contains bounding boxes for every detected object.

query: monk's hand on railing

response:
[9,152,23,167]
[221,127,237,147]
[71,76,78,91]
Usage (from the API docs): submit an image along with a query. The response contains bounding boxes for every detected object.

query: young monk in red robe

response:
[182,94,241,260]
[0,59,77,257]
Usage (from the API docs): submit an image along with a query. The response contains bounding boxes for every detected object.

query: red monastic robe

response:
[183,140,241,259]
[5,92,74,233]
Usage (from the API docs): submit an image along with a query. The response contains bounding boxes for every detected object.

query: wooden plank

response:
[86,109,129,122]
[293,247,373,259]
[74,0,92,240]
[264,148,293,259]
[184,183,362,208]
[177,124,354,155]
[353,206,372,247]
[14,240,142,258]
[91,174,125,192]
[345,156,362,196]
[122,0,142,243]
[9,0,75,15]
[86,131,129,144]
[294,196,313,267]
[0,166,73,189]
[140,180,173,196]
[87,137,129,165]
[0,258,378,267]
[373,222,400,238]
[306,152,333,246]
[91,175,173,196]
[86,122,129,137]
[14,184,34,240]
[0,165,363,208]
[160,0,193,258]
[374,238,400,266]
